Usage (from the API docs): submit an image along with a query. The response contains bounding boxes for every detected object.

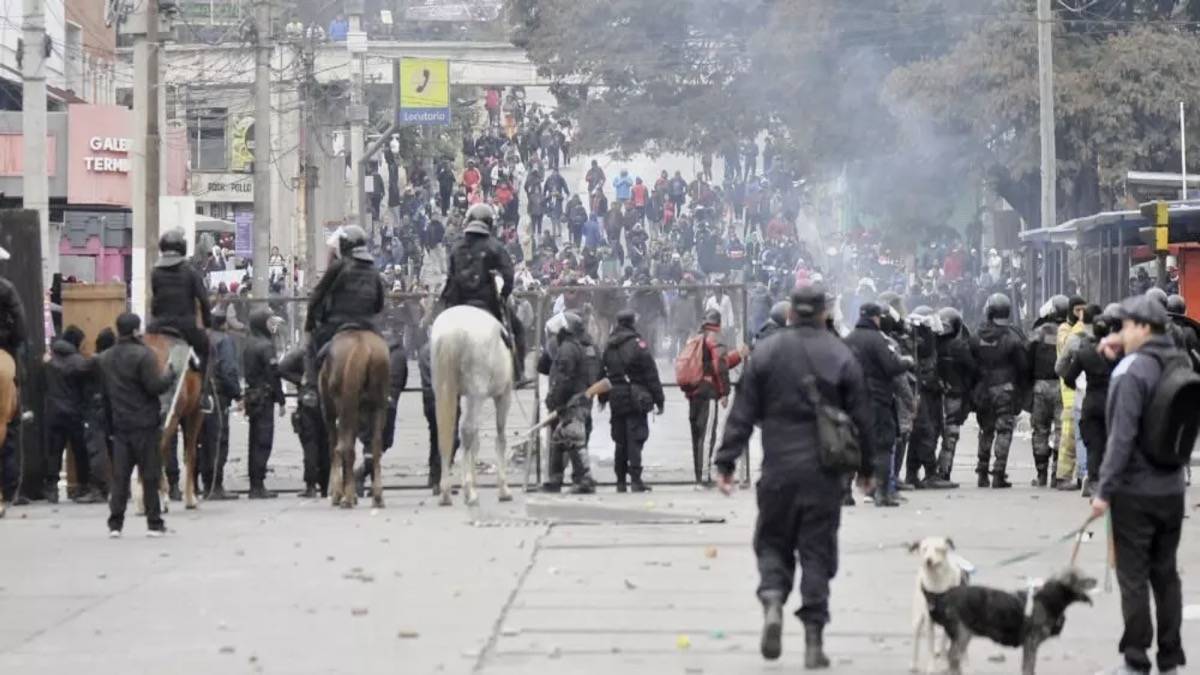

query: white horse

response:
[430,304,514,506]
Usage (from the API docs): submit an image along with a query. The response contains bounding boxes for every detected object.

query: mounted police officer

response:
[1027,294,1066,486]
[305,225,385,381]
[440,204,527,383]
[600,309,665,493]
[971,293,1028,488]
[148,229,213,393]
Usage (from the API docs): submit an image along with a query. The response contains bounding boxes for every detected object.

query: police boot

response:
[298,484,319,499]
[630,469,652,493]
[760,592,784,660]
[1031,460,1048,487]
[168,482,183,502]
[615,475,627,493]
[991,471,1012,489]
[248,482,278,499]
[803,623,831,670]
[976,470,990,488]
[207,477,239,501]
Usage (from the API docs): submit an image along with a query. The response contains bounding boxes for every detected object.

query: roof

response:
[1020,200,1200,248]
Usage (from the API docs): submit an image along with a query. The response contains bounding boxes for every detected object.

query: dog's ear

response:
[908,541,921,553]
[946,538,955,550]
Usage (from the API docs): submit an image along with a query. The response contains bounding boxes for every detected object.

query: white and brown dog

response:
[909,536,968,673]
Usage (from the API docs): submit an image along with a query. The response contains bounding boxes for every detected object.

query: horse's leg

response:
[182,406,203,510]
[494,390,513,502]
[324,401,342,507]
[158,428,173,515]
[461,397,480,506]
[433,352,459,507]
[339,400,358,509]
[370,402,386,509]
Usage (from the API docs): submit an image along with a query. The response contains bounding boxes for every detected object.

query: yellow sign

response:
[399,58,450,125]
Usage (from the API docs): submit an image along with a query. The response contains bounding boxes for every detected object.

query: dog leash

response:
[990,514,1099,569]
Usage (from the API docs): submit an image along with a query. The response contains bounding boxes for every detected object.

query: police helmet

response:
[616,309,636,328]
[465,204,496,235]
[877,290,904,318]
[769,300,791,327]
[985,293,1012,325]
[338,225,368,258]
[1167,294,1187,315]
[158,228,187,257]
[561,311,585,337]
[937,307,963,337]
[1145,286,1169,309]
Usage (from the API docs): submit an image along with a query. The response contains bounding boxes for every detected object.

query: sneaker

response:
[108,529,122,539]
[1055,478,1080,491]
[146,528,165,538]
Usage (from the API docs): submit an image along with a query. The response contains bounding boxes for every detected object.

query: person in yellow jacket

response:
[1054,296,1087,489]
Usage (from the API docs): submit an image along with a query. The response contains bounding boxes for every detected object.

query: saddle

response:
[316,321,382,367]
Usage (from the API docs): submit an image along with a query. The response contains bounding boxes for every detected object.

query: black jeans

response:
[198,398,231,492]
[1,421,17,501]
[108,428,164,532]
[84,405,111,494]
[611,412,649,482]
[45,416,88,496]
[1111,492,1186,673]
[905,389,942,481]
[754,482,841,626]
[247,405,274,486]
[296,404,330,491]
[688,397,717,483]
[1078,411,1106,484]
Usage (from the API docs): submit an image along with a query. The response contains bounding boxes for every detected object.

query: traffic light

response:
[1139,200,1170,252]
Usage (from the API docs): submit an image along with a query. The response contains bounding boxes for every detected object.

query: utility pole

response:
[130,0,161,319]
[1037,0,1056,232]
[253,0,273,297]
[299,36,319,290]
[348,0,366,237]
[22,0,49,291]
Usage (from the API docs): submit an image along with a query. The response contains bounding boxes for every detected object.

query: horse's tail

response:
[431,334,460,472]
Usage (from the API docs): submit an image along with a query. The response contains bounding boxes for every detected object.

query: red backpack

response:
[675,331,709,392]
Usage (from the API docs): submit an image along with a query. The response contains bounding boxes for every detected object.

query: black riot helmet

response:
[1167,294,1187,315]
[1047,294,1070,322]
[464,204,496,235]
[561,311,585,338]
[769,300,790,328]
[937,307,963,337]
[1145,286,1169,309]
[338,225,368,258]
[985,293,1013,326]
[158,228,187,257]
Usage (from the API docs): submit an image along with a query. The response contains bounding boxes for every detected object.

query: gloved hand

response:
[655,403,664,416]
[900,355,915,371]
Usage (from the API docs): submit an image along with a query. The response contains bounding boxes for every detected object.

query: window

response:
[188,107,227,171]
[65,23,83,95]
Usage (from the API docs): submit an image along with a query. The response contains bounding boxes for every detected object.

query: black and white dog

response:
[932,568,1096,675]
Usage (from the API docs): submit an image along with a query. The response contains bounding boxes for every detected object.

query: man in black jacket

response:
[542,312,597,494]
[1060,304,1114,498]
[714,285,874,669]
[43,326,91,503]
[242,308,285,499]
[600,309,665,493]
[1091,295,1187,675]
[935,307,977,481]
[98,313,175,537]
[279,344,329,498]
[970,293,1028,488]
[81,329,116,503]
[902,307,957,489]
[844,302,910,507]
[147,229,213,379]
[199,313,241,500]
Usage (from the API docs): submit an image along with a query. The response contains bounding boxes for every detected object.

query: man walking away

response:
[43,325,91,503]
[199,313,240,500]
[98,314,175,537]
[600,309,665,493]
[1091,295,1187,675]
[714,284,874,669]
[683,309,745,485]
[242,308,285,499]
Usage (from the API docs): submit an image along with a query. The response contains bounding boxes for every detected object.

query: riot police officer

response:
[754,300,791,345]
[970,293,1028,488]
[305,225,385,377]
[902,306,956,489]
[935,307,976,481]
[440,204,527,382]
[1027,294,1066,486]
[542,311,597,494]
[242,308,285,499]
[279,344,329,498]
[148,228,213,380]
[600,309,665,492]
[1165,294,1200,366]
[199,313,241,500]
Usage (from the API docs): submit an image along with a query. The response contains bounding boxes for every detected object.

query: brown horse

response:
[139,333,204,510]
[319,330,390,508]
[0,349,16,517]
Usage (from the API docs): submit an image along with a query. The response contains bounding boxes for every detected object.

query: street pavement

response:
[2,392,1197,674]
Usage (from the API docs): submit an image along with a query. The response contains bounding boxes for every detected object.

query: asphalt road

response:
[2,390,1197,674]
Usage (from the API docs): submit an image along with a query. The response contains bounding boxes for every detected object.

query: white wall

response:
[0,0,67,91]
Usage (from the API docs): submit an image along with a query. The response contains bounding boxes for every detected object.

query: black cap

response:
[616,309,636,327]
[859,302,884,319]
[1116,295,1169,329]
[115,312,141,337]
[791,283,829,317]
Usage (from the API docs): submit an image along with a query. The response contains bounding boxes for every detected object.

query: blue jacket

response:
[612,174,634,201]
[582,217,605,249]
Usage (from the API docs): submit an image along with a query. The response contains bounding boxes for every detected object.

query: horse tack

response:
[139,333,205,512]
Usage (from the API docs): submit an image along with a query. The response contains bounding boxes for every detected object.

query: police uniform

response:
[934,315,976,480]
[1028,318,1063,484]
[279,346,329,498]
[543,316,597,492]
[306,255,386,359]
[970,299,1027,488]
[903,320,946,487]
[714,287,873,668]
[242,309,284,498]
[600,311,665,492]
[844,306,909,506]
[198,317,241,499]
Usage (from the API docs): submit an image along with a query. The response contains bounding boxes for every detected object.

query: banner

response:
[399,58,451,126]
[234,209,253,257]
[229,116,254,172]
